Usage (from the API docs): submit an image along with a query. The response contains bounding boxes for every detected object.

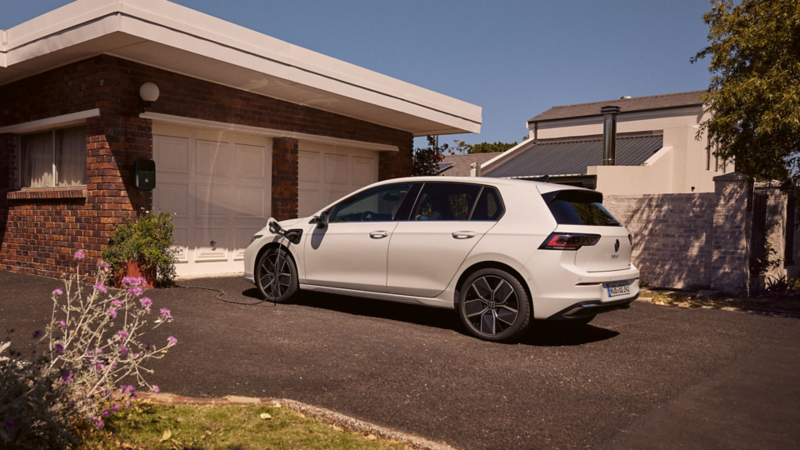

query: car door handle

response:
[452,231,476,239]
[369,231,389,239]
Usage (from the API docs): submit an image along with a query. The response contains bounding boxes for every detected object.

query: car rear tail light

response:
[539,233,601,251]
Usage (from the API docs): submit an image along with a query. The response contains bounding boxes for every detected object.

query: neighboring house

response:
[0,0,481,279]
[439,152,502,177]
[481,91,732,195]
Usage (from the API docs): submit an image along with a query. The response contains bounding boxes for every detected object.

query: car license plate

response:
[606,282,630,297]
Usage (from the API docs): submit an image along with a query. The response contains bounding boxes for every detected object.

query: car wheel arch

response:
[453,261,533,311]
[255,242,298,275]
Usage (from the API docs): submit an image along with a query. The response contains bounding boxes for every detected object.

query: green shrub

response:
[102,212,177,286]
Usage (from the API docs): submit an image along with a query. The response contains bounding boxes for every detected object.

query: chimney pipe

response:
[601,105,620,166]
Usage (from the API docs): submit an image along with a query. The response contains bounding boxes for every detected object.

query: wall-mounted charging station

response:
[134,158,156,190]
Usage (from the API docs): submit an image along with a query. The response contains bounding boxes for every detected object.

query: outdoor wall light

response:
[139,82,160,112]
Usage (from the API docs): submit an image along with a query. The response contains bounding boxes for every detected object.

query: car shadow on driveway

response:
[243,288,619,347]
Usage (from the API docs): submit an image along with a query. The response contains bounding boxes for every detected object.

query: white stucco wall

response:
[528,107,733,195]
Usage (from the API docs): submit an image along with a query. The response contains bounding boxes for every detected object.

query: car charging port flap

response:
[539,233,601,251]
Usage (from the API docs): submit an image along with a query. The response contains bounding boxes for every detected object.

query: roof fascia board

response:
[141,112,399,152]
[480,139,536,170]
[0,108,100,133]
[531,104,703,126]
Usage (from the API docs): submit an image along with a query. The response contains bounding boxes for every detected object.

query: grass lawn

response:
[81,401,410,450]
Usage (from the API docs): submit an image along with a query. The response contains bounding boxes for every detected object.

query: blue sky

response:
[1,0,714,148]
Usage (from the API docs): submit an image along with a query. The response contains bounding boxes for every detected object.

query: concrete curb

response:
[138,393,457,450]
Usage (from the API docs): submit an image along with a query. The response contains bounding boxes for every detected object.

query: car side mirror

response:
[315,211,329,229]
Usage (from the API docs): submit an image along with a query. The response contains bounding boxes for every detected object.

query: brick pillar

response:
[271,137,299,220]
[710,172,750,296]
[378,135,414,180]
[0,134,16,271]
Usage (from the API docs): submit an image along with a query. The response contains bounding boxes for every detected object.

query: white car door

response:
[387,183,502,297]
[303,183,413,292]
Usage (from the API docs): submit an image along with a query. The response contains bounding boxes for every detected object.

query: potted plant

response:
[101,212,177,288]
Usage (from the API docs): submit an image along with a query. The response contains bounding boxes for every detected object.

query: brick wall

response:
[603,173,752,295]
[271,138,299,221]
[0,55,414,279]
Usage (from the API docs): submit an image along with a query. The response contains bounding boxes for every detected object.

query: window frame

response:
[18,125,87,190]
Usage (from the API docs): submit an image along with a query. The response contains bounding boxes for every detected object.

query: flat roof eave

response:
[0,0,481,136]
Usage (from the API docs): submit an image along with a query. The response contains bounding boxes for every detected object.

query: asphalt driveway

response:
[2,270,799,449]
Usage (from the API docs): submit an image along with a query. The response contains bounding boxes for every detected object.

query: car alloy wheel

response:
[256,247,298,302]
[458,268,531,342]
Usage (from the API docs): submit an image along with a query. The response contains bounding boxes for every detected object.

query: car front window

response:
[329,183,412,223]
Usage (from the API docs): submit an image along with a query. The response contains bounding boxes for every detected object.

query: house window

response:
[21,126,86,188]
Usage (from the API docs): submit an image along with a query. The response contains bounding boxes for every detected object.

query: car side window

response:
[410,182,482,221]
[471,187,505,221]
[329,183,412,223]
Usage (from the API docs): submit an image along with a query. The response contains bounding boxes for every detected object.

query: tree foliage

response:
[692,0,800,185]
[412,136,445,176]
[448,140,518,155]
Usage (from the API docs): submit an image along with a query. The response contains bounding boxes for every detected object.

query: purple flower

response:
[102,409,111,418]
[94,281,108,294]
[32,330,42,339]
[167,336,177,346]
[125,401,132,409]
[53,288,63,295]
[152,385,160,393]
[143,343,152,350]
[127,286,143,297]
[97,258,111,270]
[58,320,66,329]
[160,308,173,322]
[3,419,14,429]
[67,398,74,405]
[54,343,64,354]
[95,419,104,429]
[111,299,122,308]
[138,277,147,287]
[74,250,84,260]
[133,353,140,358]
[140,297,152,311]
[111,404,119,412]
[61,369,73,383]
[119,344,128,355]
[117,329,128,340]
[122,276,133,286]
[107,308,117,319]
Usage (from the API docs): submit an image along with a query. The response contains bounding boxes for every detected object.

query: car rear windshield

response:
[542,190,621,226]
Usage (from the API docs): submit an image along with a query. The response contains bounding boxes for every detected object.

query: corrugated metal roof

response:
[484,135,663,178]
[439,152,504,177]
[529,91,705,122]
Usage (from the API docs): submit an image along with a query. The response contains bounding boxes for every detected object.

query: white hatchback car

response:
[244,177,639,342]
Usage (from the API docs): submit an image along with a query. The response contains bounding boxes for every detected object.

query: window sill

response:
[7,188,88,200]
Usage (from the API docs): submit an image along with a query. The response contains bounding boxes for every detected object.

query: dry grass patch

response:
[639,289,800,318]
[80,401,410,450]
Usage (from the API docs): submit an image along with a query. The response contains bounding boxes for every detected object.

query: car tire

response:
[457,268,532,342]
[255,246,299,303]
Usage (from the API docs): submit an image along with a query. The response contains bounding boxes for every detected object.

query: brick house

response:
[0,0,481,279]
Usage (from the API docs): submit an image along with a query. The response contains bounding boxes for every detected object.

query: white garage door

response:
[153,124,272,277]
[298,141,380,217]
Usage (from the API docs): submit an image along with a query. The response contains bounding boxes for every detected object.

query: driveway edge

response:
[139,393,457,450]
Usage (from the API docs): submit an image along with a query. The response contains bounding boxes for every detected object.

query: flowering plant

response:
[0,252,176,448]
[101,212,178,286]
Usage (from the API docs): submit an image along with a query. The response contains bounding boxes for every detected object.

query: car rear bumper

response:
[547,294,638,320]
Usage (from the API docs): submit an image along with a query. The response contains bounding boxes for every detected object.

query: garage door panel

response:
[196,183,231,218]
[352,156,375,187]
[234,228,255,261]
[171,227,190,263]
[155,183,189,218]
[298,188,321,217]
[194,228,229,262]
[298,151,320,183]
[234,186,266,219]
[235,143,267,179]
[196,140,229,176]
[324,154,349,185]
[155,136,189,174]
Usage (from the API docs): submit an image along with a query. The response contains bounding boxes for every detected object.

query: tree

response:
[412,136,445,176]
[692,0,800,185]
[447,140,518,155]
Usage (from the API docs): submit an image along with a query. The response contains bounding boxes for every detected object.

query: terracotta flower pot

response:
[114,260,157,288]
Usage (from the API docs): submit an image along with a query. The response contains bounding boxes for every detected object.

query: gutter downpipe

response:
[601,105,620,166]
